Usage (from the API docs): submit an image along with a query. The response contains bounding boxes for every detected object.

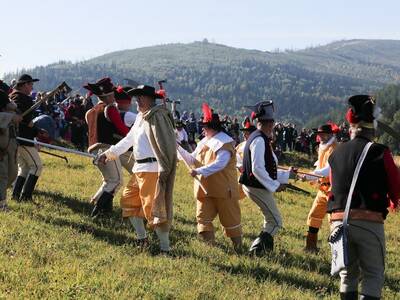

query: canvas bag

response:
[328,141,373,276]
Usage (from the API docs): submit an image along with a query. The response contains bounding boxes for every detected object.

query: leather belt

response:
[330,209,384,223]
[136,157,157,164]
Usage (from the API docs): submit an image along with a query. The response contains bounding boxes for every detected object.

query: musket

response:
[39,150,69,163]
[278,166,324,179]
[17,137,95,159]
[377,120,400,143]
[21,81,72,117]
[285,183,311,195]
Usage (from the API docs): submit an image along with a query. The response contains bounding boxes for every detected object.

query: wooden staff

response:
[177,145,208,195]
[278,166,324,179]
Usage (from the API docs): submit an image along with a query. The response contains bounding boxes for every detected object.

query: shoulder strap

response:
[343,142,373,226]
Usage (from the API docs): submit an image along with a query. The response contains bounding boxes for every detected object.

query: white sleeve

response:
[250,137,281,192]
[195,149,231,178]
[277,169,290,184]
[313,165,330,177]
[106,127,135,159]
[236,152,243,169]
[183,129,188,142]
[177,145,196,165]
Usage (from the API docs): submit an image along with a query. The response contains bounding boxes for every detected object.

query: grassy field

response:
[1,152,399,299]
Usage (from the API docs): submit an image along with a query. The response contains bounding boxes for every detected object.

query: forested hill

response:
[4,39,400,123]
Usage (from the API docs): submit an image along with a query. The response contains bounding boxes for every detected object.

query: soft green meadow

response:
[1,151,399,299]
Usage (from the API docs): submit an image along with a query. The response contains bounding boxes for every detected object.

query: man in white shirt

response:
[101,85,177,254]
[239,100,295,255]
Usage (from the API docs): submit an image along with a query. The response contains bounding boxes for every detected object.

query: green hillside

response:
[4,39,400,123]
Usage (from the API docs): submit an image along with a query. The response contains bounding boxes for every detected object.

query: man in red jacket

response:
[84,78,132,218]
[328,95,400,300]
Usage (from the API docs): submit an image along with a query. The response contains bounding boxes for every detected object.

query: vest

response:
[194,137,240,200]
[239,130,277,189]
[86,102,120,147]
[328,136,390,218]
[316,140,337,189]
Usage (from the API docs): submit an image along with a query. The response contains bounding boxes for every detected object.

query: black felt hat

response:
[16,74,39,85]
[127,85,163,99]
[83,77,115,97]
[316,124,333,134]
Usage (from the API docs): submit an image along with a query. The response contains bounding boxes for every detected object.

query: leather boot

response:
[304,231,319,253]
[12,176,26,201]
[340,291,358,300]
[249,231,274,256]
[91,191,113,218]
[20,175,39,201]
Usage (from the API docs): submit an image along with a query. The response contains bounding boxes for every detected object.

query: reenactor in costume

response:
[236,117,256,200]
[328,95,400,300]
[177,103,243,251]
[115,85,137,128]
[84,78,133,218]
[10,74,45,201]
[301,123,338,252]
[239,101,295,255]
[0,86,22,210]
[102,85,177,253]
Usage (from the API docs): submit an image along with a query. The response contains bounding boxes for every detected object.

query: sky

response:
[1,0,400,76]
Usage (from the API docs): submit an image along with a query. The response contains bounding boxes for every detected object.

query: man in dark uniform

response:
[328,95,400,300]
[10,74,43,201]
[84,78,132,218]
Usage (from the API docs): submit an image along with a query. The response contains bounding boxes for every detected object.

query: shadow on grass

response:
[35,190,123,221]
[212,261,335,296]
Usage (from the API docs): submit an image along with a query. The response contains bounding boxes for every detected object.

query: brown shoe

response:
[304,232,319,253]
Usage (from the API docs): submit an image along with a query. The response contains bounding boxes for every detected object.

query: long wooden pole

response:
[278,166,324,179]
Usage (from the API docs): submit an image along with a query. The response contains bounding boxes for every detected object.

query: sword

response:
[17,137,96,159]
[39,150,69,163]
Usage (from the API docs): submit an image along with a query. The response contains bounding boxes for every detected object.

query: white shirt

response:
[177,131,233,178]
[303,137,336,180]
[236,142,246,169]
[107,112,159,173]
[123,111,137,128]
[249,136,290,192]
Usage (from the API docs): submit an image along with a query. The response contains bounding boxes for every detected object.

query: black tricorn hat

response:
[346,95,375,123]
[127,85,163,99]
[83,77,115,97]
[316,124,333,134]
[16,74,39,85]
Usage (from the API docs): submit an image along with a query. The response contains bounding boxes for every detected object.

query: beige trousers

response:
[91,147,133,201]
[17,145,43,177]
[242,185,282,236]
[330,220,385,298]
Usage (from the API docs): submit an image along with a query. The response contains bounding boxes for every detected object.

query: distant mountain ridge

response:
[4,39,400,123]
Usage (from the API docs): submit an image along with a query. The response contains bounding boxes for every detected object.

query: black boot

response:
[12,176,26,200]
[91,191,113,218]
[20,175,39,201]
[340,291,358,300]
[249,231,274,256]
[360,295,380,300]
